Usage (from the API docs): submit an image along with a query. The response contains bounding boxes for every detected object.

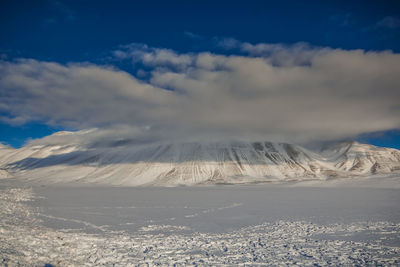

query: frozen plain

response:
[1,176,400,266]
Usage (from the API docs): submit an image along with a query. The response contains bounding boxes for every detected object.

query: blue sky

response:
[1,0,400,148]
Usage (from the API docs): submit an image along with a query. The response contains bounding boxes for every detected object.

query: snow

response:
[1,177,399,266]
[1,134,400,186]
[1,133,400,264]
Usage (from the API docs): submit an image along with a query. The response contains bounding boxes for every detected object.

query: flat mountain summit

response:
[1,132,400,186]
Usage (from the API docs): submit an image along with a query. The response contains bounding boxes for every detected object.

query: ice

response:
[1,178,399,266]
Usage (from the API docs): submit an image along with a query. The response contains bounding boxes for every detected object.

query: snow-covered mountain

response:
[321,141,400,174]
[1,132,399,185]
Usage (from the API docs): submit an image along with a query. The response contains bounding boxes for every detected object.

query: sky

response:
[0,0,400,148]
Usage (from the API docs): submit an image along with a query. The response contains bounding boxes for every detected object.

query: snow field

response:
[1,185,399,266]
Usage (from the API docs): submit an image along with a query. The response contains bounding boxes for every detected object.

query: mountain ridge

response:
[1,134,400,186]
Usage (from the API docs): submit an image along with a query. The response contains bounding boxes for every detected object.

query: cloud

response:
[184,31,204,40]
[113,44,193,69]
[329,12,352,27]
[214,37,242,50]
[376,16,400,30]
[42,0,76,25]
[27,126,158,148]
[239,42,332,67]
[0,59,177,129]
[50,0,76,21]
[1,42,400,145]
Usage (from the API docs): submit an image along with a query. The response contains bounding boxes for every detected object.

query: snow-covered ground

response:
[1,176,400,266]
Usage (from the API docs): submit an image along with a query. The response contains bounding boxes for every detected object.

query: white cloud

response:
[0,59,177,129]
[214,37,241,50]
[113,44,194,69]
[376,16,400,30]
[1,42,400,145]
[184,31,203,40]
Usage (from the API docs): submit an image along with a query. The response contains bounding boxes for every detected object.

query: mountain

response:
[321,141,400,174]
[0,133,400,186]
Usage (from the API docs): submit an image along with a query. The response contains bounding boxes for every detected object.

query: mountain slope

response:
[1,133,399,186]
[322,142,400,174]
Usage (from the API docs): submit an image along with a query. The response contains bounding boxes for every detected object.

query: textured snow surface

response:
[1,134,400,186]
[1,182,400,266]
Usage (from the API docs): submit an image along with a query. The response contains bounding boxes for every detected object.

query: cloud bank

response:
[1,42,400,144]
